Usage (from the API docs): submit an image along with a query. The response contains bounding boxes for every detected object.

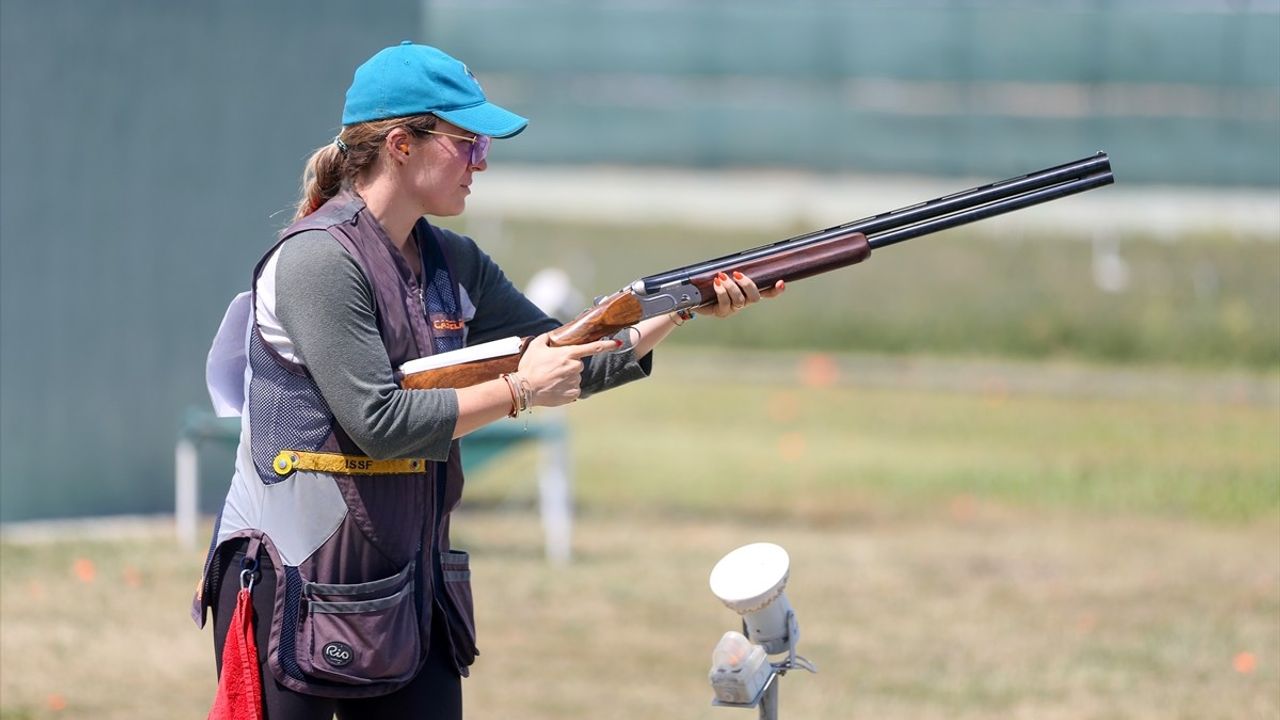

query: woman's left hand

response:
[699,271,785,319]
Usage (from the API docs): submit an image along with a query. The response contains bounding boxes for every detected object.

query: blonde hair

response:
[294,114,438,222]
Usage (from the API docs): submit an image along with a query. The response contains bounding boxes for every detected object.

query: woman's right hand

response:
[517,333,621,407]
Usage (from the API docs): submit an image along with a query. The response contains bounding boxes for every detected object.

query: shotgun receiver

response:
[401,153,1114,390]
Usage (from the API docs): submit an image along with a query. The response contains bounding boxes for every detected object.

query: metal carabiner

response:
[239,555,258,593]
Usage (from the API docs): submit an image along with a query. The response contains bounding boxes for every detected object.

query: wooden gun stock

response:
[399,233,872,391]
[548,290,646,346]
[400,347,525,390]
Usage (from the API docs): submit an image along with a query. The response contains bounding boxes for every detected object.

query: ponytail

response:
[294,143,346,222]
[292,114,439,223]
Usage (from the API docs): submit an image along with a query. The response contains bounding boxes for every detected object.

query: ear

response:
[384,127,413,161]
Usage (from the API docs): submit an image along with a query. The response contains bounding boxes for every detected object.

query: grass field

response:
[2,350,1276,719]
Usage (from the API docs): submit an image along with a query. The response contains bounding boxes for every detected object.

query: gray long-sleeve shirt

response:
[272,227,651,461]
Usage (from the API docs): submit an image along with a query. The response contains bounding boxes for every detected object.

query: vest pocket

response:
[298,562,420,685]
[441,550,479,670]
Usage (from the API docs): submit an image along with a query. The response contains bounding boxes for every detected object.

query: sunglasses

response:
[423,129,491,166]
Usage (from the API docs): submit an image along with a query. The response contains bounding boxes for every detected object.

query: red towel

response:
[208,587,264,720]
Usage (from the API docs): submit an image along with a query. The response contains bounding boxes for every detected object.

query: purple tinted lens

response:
[472,135,490,166]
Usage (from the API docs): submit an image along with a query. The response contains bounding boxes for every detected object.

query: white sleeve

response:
[254,245,303,365]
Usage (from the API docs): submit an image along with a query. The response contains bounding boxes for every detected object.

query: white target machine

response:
[708,543,816,719]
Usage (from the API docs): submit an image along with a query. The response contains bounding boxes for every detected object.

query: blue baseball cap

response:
[341,42,528,138]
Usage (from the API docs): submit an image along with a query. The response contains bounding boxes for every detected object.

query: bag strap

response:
[240,536,263,591]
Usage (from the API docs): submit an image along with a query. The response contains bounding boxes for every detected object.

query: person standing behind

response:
[195,41,782,720]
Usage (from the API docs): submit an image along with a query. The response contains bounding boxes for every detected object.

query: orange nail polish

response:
[714,276,722,286]
[718,272,728,280]
[733,271,744,280]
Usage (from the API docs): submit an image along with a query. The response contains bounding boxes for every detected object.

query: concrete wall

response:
[0,1,420,521]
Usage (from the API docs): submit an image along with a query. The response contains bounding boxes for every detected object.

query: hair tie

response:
[333,135,349,154]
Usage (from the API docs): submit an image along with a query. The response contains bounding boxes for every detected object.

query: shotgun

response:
[401,152,1114,390]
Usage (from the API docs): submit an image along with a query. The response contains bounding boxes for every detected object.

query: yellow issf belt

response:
[272,450,429,476]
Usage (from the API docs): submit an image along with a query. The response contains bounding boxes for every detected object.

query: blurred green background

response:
[430,0,1280,184]
[2,2,1278,719]
[1,1,1277,521]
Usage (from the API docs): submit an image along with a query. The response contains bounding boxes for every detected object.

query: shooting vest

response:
[193,189,477,698]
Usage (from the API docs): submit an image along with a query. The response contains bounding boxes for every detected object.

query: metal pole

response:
[175,437,198,548]
[758,674,778,720]
[537,408,573,564]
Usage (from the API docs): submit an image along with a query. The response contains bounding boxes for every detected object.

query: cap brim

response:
[435,101,528,139]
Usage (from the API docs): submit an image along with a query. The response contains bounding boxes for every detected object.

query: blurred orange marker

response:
[1233,651,1257,674]
[948,494,977,522]
[778,432,807,461]
[1075,613,1097,634]
[47,694,66,711]
[72,557,96,584]
[123,565,143,588]
[799,353,839,388]
[982,376,1009,406]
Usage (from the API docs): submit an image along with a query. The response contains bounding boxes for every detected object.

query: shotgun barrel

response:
[637,152,1113,294]
[400,153,1116,391]
[866,169,1113,250]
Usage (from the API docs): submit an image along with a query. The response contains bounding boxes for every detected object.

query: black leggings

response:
[212,545,463,720]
